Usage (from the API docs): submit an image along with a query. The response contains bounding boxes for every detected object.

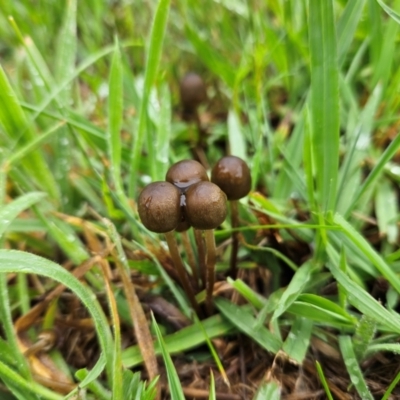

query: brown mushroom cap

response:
[211,156,251,200]
[185,181,227,230]
[138,182,181,233]
[179,73,207,112]
[166,159,209,192]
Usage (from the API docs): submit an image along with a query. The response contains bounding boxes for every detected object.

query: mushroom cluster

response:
[138,157,251,315]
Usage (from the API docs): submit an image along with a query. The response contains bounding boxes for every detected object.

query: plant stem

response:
[194,229,207,289]
[204,229,216,315]
[229,200,239,278]
[180,230,199,290]
[165,231,201,316]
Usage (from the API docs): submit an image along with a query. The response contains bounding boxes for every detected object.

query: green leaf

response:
[228,110,247,160]
[337,0,366,66]
[152,314,185,400]
[315,361,334,400]
[129,0,171,195]
[0,192,47,239]
[332,213,400,294]
[308,0,339,211]
[0,250,114,382]
[327,246,400,334]
[376,0,400,25]
[0,65,58,199]
[108,39,123,184]
[122,314,233,367]
[215,298,282,354]
[353,315,377,361]
[282,317,313,363]
[252,382,280,400]
[271,261,314,321]
[338,336,373,400]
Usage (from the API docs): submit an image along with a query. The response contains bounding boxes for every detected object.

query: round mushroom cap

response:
[211,156,251,200]
[138,182,181,233]
[166,159,209,192]
[185,181,227,230]
[179,73,207,111]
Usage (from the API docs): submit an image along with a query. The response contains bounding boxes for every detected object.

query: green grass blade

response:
[338,335,373,400]
[0,192,47,238]
[375,178,398,244]
[252,381,280,400]
[376,0,400,24]
[282,317,313,363]
[333,213,400,293]
[315,361,334,400]
[152,314,185,400]
[308,0,339,211]
[5,121,66,168]
[108,39,123,185]
[122,313,233,368]
[346,129,400,214]
[0,65,58,200]
[129,0,171,195]
[185,24,235,88]
[327,246,400,334]
[382,370,400,400]
[154,82,172,181]
[353,315,376,361]
[55,0,77,104]
[271,260,314,321]
[371,15,398,88]
[228,110,247,160]
[0,359,61,400]
[208,370,216,400]
[0,274,31,379]
[337,0,366,66]
[215,298,282,354]
[0,250,114,382]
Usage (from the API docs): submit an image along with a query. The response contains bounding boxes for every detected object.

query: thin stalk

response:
[194,229,207,289]
[165,231,201,316]
[229,200,239,278]
[204,230,217,315]
[180,230,199,289]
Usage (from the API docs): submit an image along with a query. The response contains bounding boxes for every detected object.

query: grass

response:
[1,0,400,398]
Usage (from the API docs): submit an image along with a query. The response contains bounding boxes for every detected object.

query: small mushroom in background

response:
[138,181,200,315]
[185,181,227,315]
[179,73,209,168]
[211,155,252,278]
[179,72,207,121]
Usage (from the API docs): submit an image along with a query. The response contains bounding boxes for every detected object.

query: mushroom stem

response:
[164,231,201,316]
[180,230,199,289]
[229,200,239,278]
[204,229,217,315]
[194,229,207,289]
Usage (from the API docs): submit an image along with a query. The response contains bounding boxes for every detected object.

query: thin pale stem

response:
[229,200,239,278]
[194,229,207,289]
[165,231,201,316]
[180,230,199,290]
[204,229,216,315]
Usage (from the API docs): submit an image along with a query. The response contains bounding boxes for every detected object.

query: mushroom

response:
[138,181,200,314]
[179,72,207,121]
[166,159,209,287]
[166,159,209,192]
[179,73,209,168]
[211,156,251,277]
[185,181,227,314]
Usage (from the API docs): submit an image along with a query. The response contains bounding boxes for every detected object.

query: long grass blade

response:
[129,0,171,196]
[308,0,339,211]
[108,39,123,185]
